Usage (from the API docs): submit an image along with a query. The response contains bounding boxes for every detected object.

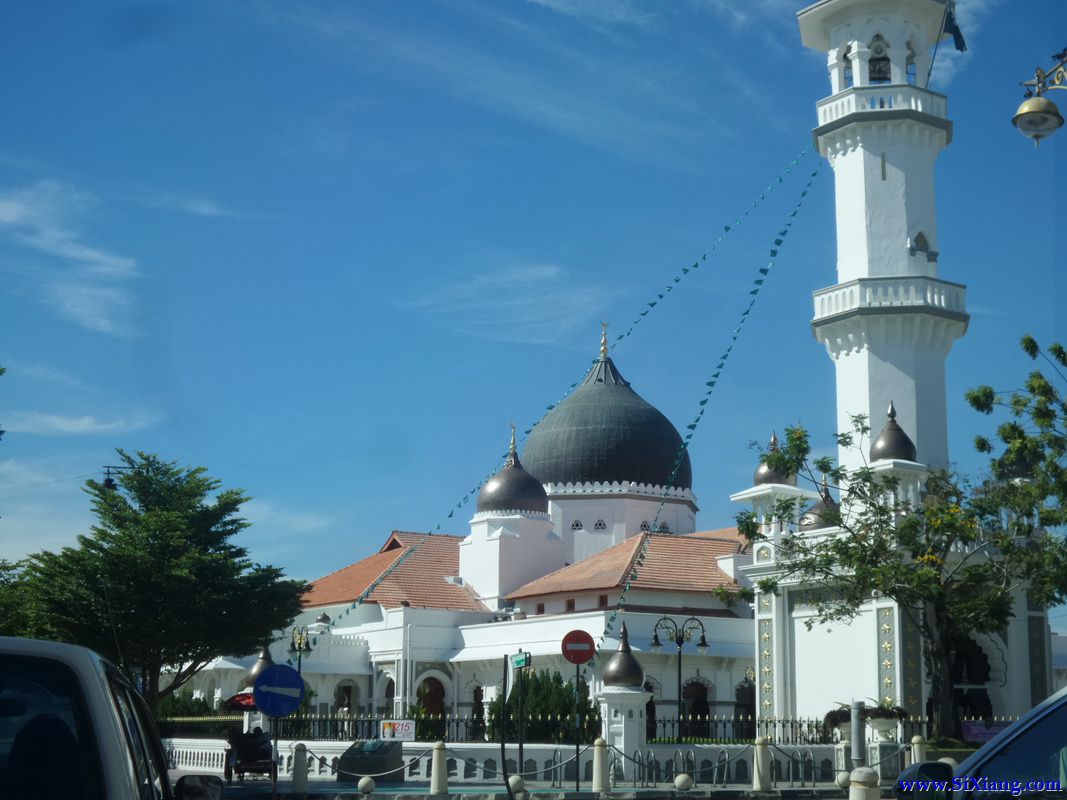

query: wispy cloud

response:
[0,180,137,277]
[0,458,99,560]
[0,180,140,335]
[242,499,337,534]
[0,359,83,388]
[402,263,617,344]
[2,410,157,436]
[150,193,264,219]
[43,282,134,335]
[271,4,709,160]
[929,0,1003,87]
[525,0,655,29]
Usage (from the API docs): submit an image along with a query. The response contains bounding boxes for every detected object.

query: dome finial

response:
[769,431,780,450]
[599,321,609,359]
[509,421,517,454]
[887,400,897,421]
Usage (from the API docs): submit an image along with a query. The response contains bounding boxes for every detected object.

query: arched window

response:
[906,41,917,84]
[593,519,607,531]
[868,35,890,84]
[571,520,584,531]
[639,521,651,532]
[843,45,853,88]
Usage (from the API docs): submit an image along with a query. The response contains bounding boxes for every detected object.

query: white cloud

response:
[525,0,655,28]
[0,458,98,560]
[401,263,617,344]
[2,410,157,436]
[242,499,337,534]
[0,180,141,335]
[0,359,83,388]
[272,5,705,159]
[0,180,137,277]
[44,282,133,336]
[150,193,263,219]
[928,0,1003,87]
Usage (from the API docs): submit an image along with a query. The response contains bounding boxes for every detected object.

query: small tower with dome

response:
[458,425,561,610]
[595,622,652,756]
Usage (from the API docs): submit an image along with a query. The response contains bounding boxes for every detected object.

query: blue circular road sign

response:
[253,664,305,718]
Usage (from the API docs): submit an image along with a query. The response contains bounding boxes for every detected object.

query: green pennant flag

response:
[724,225,731,232]
[682,267,689,274]
[699,398,708,406]
[686,423,698,431]
[674,276,681,283]
[774,238,783,246]
[701,254,707,260]
[759,267,769,274]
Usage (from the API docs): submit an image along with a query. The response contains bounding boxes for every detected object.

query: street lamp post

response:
[288,627,313,675]
[650,616,709,744]
[1012,48,1067,146]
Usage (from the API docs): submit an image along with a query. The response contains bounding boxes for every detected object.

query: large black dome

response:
[521,354,692,490]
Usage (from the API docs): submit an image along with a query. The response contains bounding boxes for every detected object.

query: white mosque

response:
[187,0,1063,740]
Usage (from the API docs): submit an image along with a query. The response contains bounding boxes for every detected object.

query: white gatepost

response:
[595,684,651,780]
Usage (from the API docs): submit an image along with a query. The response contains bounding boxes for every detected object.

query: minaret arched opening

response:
[868,35,891,84]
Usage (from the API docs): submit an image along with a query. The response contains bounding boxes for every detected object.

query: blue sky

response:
[0,0,1063,626]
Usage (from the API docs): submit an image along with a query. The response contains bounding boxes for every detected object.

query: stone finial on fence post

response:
[430,741,448,795]
[592,738,608,792]
[753,736,771,791]
[292,743,308,798]
[911,735,928,764]
[849,766,879,800]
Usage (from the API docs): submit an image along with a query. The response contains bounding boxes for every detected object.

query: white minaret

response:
[799,0,968,472]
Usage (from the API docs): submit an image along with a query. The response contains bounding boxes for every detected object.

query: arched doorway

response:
[333,679,360,712]
[644,680,657,741]
[418,677,446,716]
[472,685,485,738]
[683,680,711,738]
[383,678,395,715]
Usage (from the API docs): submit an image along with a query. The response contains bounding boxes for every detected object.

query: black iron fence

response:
[156,715,244,739]
[648,715,934,745]
[159,712,935,746]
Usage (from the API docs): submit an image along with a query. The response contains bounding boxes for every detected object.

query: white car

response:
[0,636,224,799]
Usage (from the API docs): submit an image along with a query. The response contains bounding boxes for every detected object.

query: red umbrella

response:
[222,691,257,711]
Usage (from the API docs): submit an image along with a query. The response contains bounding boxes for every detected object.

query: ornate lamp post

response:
[288,627,313,675]
[1012,49,1067,146]
[650,616,708,743]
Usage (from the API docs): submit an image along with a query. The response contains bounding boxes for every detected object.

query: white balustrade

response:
[813,278,966,320]
[817,86,947,125]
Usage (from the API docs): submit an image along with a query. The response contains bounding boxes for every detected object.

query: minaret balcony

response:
[812,276,967,324]
[816,85,947,126]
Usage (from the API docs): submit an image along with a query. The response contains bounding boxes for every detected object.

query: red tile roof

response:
[304,531,487,612]
[507,532,741,599]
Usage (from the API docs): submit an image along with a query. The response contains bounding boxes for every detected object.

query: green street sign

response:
[511,651,531,669]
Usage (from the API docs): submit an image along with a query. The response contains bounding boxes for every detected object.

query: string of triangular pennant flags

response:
[609,149,807,352]
[648,160,824,533]
[590,159,823,665]
[422,152,815,539]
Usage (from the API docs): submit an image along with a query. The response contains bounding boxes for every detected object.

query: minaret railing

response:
[816,85,947,125]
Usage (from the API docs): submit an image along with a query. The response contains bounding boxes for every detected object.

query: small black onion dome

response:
[799,479,839,531]
[522,330,692,489]
[602,622,645,688]
[477,428,549,513]
[869,401,917,462]
[244,644,274,686]
[754,432,797,486]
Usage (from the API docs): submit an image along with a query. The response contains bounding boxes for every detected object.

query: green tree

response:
[0,559,28,637]
[734,339,1067,739]
[488,669,601,744]
[20,449,307,708]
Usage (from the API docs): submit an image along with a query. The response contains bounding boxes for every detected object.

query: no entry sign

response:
[561,629,595,664]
